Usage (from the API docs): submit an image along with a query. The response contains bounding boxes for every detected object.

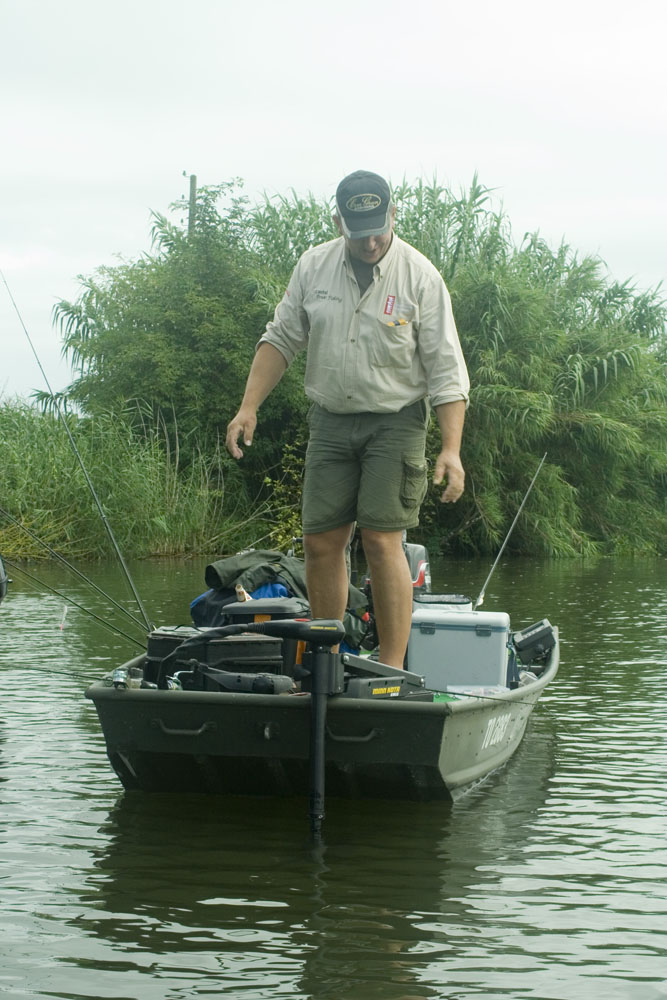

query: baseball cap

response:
[335,170,393,239]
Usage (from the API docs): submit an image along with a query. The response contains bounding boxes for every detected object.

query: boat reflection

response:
[69,718,557,997]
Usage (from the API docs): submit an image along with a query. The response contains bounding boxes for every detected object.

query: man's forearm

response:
[226,343,288,459]
[434,400,466,453]
[240,342,288,411]
[432,400,466,502]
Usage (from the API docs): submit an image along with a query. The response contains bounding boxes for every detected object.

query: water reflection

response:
[1,556,666,999]
[66,717,556,999]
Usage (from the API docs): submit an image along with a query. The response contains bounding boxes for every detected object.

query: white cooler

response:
[407,607,511,691]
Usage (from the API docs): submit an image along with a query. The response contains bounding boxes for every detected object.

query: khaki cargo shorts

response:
[301,399,430,534]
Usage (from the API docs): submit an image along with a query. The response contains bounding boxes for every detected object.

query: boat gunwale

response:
[85,629,558,717]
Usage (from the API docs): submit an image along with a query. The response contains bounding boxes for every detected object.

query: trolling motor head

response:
[194,618,346,647]
[231,618,346,647]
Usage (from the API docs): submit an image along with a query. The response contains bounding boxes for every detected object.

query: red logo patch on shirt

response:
[384,295,396,315]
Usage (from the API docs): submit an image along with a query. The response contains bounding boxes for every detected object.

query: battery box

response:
[145,626,284,685]
[407,608,511,691]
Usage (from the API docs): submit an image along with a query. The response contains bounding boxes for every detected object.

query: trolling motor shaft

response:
[299,644,345,836]
[247,619,346,837]
[160,617,347,837]
[232,618,346,837]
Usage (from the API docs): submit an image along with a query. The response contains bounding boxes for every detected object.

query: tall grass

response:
[0,401,268,559]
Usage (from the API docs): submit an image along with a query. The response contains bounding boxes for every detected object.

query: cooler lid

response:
[410,608,510,630]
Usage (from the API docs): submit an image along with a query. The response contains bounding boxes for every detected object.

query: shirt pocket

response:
[371,301,417,368]
[304,292,347,372]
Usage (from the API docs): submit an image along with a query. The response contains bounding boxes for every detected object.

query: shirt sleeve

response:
[417,272,470,407]
[257,257,310,365]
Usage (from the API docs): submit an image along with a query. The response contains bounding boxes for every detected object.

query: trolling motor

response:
[159,617,346,837]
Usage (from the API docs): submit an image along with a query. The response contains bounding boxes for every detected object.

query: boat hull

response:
[86,642,558,802]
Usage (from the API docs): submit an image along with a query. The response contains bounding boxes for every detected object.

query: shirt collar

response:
[341,232,398,275]
[375,233,397,275]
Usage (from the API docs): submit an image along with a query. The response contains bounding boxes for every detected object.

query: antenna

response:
[473,453,547,611]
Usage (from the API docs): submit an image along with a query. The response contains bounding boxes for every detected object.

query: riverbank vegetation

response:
[3,178,666,558]
[0,401,271,559]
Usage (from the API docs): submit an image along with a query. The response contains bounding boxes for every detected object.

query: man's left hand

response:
[433,450,465,503]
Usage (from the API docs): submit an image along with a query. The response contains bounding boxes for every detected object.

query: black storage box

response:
[512,619,556,665]
[144,626,284,685]
[222,598,310,677]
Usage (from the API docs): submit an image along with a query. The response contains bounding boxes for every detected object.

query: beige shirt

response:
[258,235,470,414]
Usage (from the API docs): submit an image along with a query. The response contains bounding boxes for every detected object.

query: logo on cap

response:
[345,193,382,213]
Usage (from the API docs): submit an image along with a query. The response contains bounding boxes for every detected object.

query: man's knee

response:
[304,523,354,560]
[360,528,404,563]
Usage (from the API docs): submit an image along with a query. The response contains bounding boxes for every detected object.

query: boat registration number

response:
[482,713,512,749]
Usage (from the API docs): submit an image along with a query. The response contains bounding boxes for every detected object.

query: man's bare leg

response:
[303,523,355,622]
[361,528,412,668]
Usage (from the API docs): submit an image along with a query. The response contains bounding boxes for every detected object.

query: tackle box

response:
[407,608,511,690]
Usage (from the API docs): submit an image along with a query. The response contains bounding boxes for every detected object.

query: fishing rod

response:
[3,558,147,650]
[473,453,547,611]
[0,505,147,635]
[11,664,112,681]
[1,269,154,632]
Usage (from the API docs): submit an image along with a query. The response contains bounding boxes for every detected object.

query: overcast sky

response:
[2,0,665,401]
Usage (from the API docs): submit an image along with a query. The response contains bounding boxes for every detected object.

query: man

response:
[226,170,469,668]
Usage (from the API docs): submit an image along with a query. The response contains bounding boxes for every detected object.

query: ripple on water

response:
[1,560,667,998]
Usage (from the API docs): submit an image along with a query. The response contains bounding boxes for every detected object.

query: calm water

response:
[0,556,666,1000]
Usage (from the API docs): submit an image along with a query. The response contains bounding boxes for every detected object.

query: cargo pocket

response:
[400,460,428,508]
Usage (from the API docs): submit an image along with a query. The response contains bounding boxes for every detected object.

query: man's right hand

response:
[225,343,288,458]
[225,407,257,459]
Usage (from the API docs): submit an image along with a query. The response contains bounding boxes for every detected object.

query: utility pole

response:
[188,174,197,235]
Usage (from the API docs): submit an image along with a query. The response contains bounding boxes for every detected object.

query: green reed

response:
[0,400,267,559]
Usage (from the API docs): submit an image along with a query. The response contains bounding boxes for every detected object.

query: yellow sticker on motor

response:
[372,685,401,696]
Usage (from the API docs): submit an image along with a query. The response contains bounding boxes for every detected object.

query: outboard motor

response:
[364,533,431,597]
[402,534,431,595]
[361,534,431,650]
